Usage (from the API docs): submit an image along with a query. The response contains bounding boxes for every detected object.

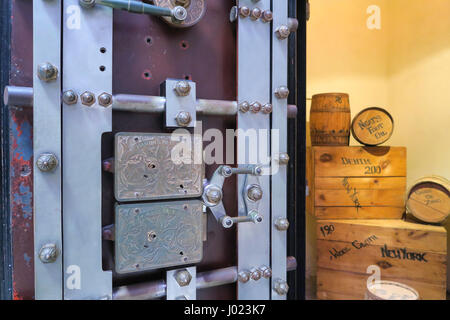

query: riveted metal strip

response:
[271,0,289,300]
[237,0,272,300]
[33,0,63,300]
[62,0,112,299]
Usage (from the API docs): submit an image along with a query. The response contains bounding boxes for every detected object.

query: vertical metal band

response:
[33,0,63,300]
[271,0,288,300]
[62,0,112,299]
[237,0,272,300]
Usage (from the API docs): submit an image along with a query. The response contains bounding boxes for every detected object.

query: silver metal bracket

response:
[162,79,197,128]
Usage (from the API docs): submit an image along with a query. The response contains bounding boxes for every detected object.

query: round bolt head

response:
[247,185,263,202]
[239,101,250,113]
[275,25,290,40]
[250,7,262,20]
[175,111,192,127]
[37,62,58,82]
[205,186,223,206]
[250,101,262,113]
[249,210,263,224]
[81,91,95,106]
[79,0,96,8]
[174,269,192,287]
[230,6,238,22]
[278,152,290,165]
[253,166,263,176]
[261,103,273,114]
[221,216,234,229]
[62,90,78,105]
[39,243,59,264]
[238,270,251,283]
[36,153,59,172]
[250,268,262,281]
[275,217,290,231]
[275,86,290,99]
[98,92,112,107]
[239,6,250,18]
[259,265,272,279]
[172,6,188,22]
[261,10,273,23]
[221,165,233,178]
[273,278,289,295]
[174,80,191,97]
[287,18,299,32]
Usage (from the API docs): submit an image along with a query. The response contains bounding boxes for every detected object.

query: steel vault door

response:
[29,0,298,300]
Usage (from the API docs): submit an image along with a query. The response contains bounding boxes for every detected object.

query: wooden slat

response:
[314,189,406,207]
[314,206,404,219]
[315,177,406,190]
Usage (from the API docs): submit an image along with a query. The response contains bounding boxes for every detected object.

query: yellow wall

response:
[306,0,450,298]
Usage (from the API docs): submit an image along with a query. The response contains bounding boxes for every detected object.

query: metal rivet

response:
[261,10,273,23]
[205,186,223,206]
[275,217,290,231]
[174,269,192,287]
[287,18,299,32]
[262,103,273,114]
[175,111,192,127]
[239,6,250,18]
[239,101,250,113]
[98,92,112,107]
[36,153,59,172]
[247,185,263,202]
[220,216,234,229]
[62,90,78,105]
[79,0,95,8]
[250,101,262,113]
[275,86,290,99]
[81,91,96,106]
[172,6,188,22]
[174,80,191,96]
[238,270,251,283]
[278,152,290,165]
[259,265,272,279]
[250,267,262,281]
[220,165,233,178]
[250,8,262,20]
[37,62,58,82]
[39,243,59,263]
[275,25,290,40]
[273,278,289,295]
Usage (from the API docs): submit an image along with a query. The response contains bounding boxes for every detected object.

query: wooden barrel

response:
[351,107,394,146]
[406,175,450,224]
[310,93,351,146]
[365,281,419,300]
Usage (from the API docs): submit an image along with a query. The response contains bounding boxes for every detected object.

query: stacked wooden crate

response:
[308,98,447,300]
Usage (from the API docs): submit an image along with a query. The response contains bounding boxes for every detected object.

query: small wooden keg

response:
[310,93,351,146]
[406,175,450,224]
[365,281,419,300]
[351,107,394,146]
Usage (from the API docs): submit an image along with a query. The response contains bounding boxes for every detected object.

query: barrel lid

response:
[367,281,419,300]
[351,107,394,146]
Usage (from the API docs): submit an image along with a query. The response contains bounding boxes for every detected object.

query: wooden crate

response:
[317,219,447,300]
[307,146,407,219]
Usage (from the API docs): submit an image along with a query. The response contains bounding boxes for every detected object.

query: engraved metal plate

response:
[114,133,203,202]
[115,200,204,274]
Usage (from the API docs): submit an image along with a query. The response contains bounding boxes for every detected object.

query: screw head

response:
[37,62,58,82]
[275,217,290,231]
[249,210,263,224]
[174,80,191,97]
[221,216,234,229]
[239,101,250,113]
[174,269,192,287]
[261,10,273,23]
[172,6,188,22]
[275,86,290,99]
[36,153,59,172]
[62,90,78,105]
[275,25,290,40]
[175,111,192,127]
[81,91,96,106]
[250,7,262,20]
[39,243,59,263]
[278,152,290,165]
[247,185,263,202]
[250,101,262,113]
[259,265,272,279]
[239,6,250,18]
[238,270,251,283]
[205,186,223,206]
[261,103,273,114]
[250,267,262,281]
[273,278,289,295]
[98,92,112,107]
[220,165,233,178]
